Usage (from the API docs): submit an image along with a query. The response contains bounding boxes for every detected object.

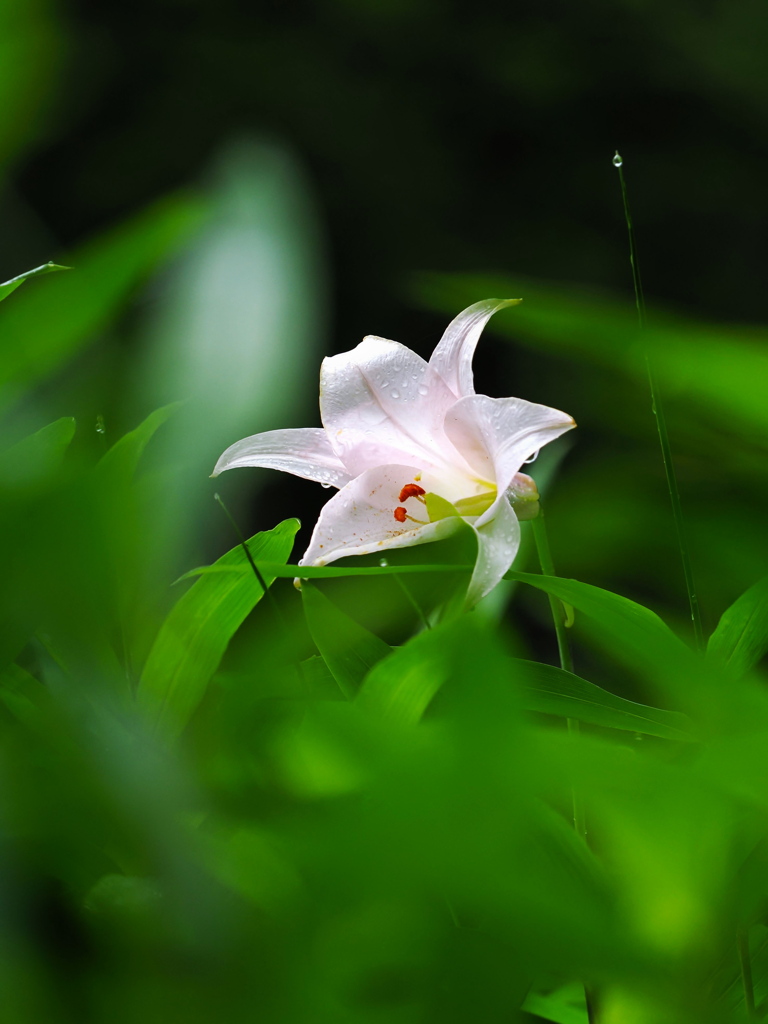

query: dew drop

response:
[380,380,389,388]
[321,482,332,489]
[417,384,429,396]
[391,389,400,399]
[524,449,539,464]
[379,557,389,567]
[612,151,623,168]
[95,414,106,435]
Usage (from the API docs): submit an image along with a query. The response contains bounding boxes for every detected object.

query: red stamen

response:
[394,506,408,523]
[399,483,426,502]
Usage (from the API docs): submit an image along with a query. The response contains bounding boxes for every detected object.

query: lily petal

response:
[466,492,521,606]
[212,427,352,488]
[428,298,521,399]
[319,337,461,477]
[445,394,575,492]
[301,463,463,566]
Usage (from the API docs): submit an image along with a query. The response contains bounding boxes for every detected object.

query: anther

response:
[399,483,426,503]
[393,506,428,525]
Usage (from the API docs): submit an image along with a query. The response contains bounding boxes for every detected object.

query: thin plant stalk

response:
[531,509,586,838]
[531,506,593,1023]
[613,151,704,652]
[214,492,307,693]
[738,931,756,1019]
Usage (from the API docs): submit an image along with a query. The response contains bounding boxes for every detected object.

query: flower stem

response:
[613,151,704,652]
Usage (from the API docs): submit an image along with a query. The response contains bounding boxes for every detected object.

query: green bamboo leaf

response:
[97,403,181,480]
[301,583,391,700]
[178,560,475,582]
[137,519,299,735]
[507,570,693,677]
[0,416,75,485]
[0,262,70,303]
[707,576,768,677]
[514,659,692,740]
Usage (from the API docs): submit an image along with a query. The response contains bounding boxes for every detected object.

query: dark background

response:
[8,0,768,329]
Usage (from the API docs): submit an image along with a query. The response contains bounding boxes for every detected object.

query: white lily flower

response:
[213,299,575,606]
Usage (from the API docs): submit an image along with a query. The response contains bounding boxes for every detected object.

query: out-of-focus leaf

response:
[515,659,692,740]
[97,403,180,480]
[523,984,589,1024]
[0,194,204,405]
[137,139,327,579]
[415,271,768,444]
[0,416,75,485]
[707,576,768,678]
[0,663,47,725]
[0,262,69,303]
[137,519,299,735]
[301,583,391,700]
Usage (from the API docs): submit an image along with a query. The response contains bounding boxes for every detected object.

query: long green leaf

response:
[179,560,475,582]
[507,569,694,677]
[301,583,391,700]
[0,262,70,303]
[514,659,692,740]
[707,576,768,677]
[137,519,299,734]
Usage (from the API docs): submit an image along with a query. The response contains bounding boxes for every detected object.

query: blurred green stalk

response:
[614,151,704,652]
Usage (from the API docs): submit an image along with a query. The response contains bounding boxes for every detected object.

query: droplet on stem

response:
[612,151,623,168]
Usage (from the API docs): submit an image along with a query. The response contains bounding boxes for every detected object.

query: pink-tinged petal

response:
[428,298,521,399]
[465,493,521,606]
[212,427,352,488]
[445,394,575,492]
[319,337,461,478]
[301,464,463,566]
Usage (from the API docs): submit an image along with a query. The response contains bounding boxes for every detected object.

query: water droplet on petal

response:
[612,151,623,168]
[417,384,429,396]
[321,482,332,489]
[524,449,539,464]
[380,380,389,388]
[391,389,400,399]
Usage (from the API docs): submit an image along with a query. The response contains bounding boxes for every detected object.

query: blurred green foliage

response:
[2,0,768,1021]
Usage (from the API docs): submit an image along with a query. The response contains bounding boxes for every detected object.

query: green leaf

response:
[506,570,697,696]
[301,583,391,700]
[97,403,181,480]
[357,624,455,725]
[523,985,589,1024]
[514,659,692,740]
[707,576,768,677]
[137,519,299,735]
[178,560,475,582]
[0,262,70,303]
[0,195,204,405]
[0,417,75,485]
